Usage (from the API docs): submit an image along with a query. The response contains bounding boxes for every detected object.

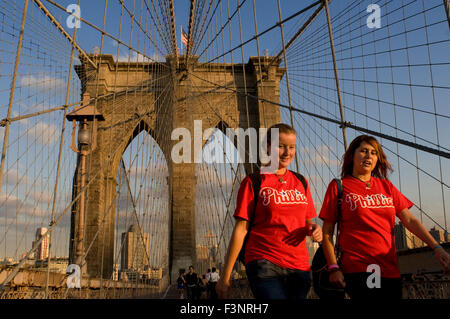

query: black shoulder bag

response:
[311,178,345,299]
[237,170,307,265]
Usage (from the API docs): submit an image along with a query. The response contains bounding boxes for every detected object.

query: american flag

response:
[181,27,188,47]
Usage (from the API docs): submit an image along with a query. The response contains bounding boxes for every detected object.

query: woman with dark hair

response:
[320,135,450,299]
[216,123,322,299]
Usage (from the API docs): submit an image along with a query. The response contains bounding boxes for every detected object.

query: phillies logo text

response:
[259,187,308,206]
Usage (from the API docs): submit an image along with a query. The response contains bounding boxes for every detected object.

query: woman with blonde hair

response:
[216,123,322,299]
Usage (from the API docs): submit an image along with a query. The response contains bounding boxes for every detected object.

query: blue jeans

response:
[246,259,311,299]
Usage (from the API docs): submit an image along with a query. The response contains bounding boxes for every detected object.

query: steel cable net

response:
[0,0,449,299]
[0,0,173,298]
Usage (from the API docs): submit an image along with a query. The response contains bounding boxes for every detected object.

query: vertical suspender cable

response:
[276,0,299,171]
[45,0,81,298]
[324,0,348,150]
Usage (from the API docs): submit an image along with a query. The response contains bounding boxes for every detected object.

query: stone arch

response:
[108,118,170,183]
[115,124,170,277]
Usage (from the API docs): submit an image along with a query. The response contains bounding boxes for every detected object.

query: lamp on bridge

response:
[66,93,104,272]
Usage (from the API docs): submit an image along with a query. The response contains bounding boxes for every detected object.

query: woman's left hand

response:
[308,223,322,243]
[434,248,450,274]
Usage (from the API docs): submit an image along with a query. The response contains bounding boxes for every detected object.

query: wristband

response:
[430,245,443,257]
[328,264,339,271]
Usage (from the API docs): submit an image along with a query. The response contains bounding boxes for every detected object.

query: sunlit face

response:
[352,141,378,176]
[277,133,297,169]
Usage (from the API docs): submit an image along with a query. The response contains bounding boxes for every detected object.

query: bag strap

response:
[247,172,262,231]
[334,178,343,251]
[290,170,308,194]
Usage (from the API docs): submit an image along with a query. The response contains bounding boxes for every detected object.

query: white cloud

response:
[30,122,60,145]
[115,50,165,63]
[300,145,341,167]
[0,193,48,218]
[29,190,54,204]
[3,168,29,186]
[125,163,169,180]
[20,75,65,90]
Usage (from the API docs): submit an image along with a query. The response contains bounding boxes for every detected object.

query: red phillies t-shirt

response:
[319,176,414,278]
[233,170,317,271]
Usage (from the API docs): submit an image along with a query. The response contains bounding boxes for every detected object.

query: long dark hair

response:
[341,135,392,179]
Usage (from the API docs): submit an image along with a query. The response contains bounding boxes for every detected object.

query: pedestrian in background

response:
[177,269,186,299]
[208,267,220,299]
[184,265,200,300]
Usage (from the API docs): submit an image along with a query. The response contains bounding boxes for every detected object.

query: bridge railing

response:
[228,275,450,300]
[0,266,170,299]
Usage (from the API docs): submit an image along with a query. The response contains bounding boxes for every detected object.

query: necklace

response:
[351,174,371,189]
[276,171,287,184]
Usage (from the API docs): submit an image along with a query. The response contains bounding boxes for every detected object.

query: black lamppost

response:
[66,93,104,272]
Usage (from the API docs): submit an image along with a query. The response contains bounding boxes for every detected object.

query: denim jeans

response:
[246,259,311,299]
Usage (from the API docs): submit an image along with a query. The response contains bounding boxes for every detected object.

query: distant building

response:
[112,263,120,281]
[46,257,69,274]
[1,257,16,266]
[120,224,150,272]
[196,244,209,261]
[395,222,424,250]
[32,227,49,260]
[395,222,408,251]
[142,267,163,279]
[429,227,445,244]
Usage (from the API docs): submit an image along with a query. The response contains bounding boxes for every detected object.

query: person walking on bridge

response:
[319,135,450,299]
[184,265,199,300]
[216,123,322,299]
[208,267,220,299]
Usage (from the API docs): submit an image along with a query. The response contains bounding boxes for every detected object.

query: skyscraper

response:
[32,227,49,260]
[429,226,445,244]
[394,222,424,250]
[120,224,150,272]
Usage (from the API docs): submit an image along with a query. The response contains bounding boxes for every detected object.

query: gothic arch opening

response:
[194,121,245,275]
[114,123,169,283]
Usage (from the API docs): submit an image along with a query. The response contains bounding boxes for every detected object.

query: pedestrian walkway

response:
[162,284,180,299]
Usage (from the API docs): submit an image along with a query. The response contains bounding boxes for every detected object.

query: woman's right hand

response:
[329,270,346,289]
[216,278,231,299]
